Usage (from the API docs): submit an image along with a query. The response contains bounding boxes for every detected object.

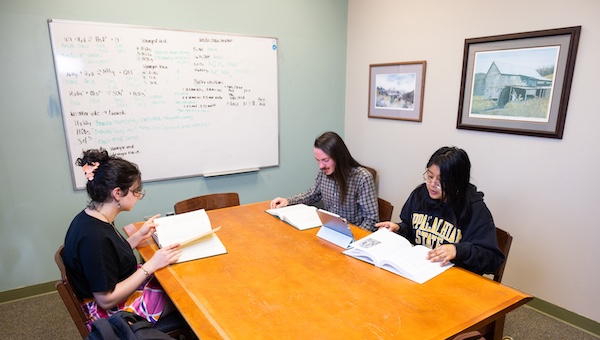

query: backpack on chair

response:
[86,311,172,340]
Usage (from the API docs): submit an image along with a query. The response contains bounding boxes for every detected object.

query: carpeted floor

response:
[503,306,599,340]
[0,291,598,339]
[0,292,81,339]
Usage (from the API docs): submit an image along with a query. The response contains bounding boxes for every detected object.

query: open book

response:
[343,228,453,284]
[152,209,226,263]
[265,204,322,230]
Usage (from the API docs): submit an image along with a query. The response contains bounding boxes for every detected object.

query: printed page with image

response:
[343,228,453,284]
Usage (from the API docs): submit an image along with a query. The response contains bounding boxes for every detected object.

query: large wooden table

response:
[128,201,532,339]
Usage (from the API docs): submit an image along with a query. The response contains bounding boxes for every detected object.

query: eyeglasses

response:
[132,189,146,200]
[423,171,441,189]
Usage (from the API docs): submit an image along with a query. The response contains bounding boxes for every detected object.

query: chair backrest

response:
[174,192,240,214]
[54,245,90,338]
[493,227,513,283]
[362,166,392,222]
[363,166,378,191]
[56,246,196,339]
[377,197,394,222]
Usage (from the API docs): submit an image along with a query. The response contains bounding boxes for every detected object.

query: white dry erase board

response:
[48,19,279,189]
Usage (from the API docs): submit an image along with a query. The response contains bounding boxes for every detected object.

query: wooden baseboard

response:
[527,298,600,336]
[0,281,56,304]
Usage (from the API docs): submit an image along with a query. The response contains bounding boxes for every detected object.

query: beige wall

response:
[345,0,600,323]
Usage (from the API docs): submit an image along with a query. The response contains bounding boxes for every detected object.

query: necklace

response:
[95,207,125,241]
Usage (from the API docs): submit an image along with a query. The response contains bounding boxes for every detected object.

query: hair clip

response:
[83,162,100,181]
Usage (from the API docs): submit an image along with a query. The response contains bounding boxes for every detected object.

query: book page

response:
[379,245,453,284]
[265,204,322,230]
[175,234,227,263]
[343,228,412,264]
[154,209,212,246]
[153,210,227,263]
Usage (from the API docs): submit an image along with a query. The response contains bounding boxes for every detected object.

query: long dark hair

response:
[314,131,361,203]
[422,146,472,227]
[75,148,141,207]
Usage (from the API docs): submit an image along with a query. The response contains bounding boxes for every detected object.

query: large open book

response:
[343,228,453,284]
[152,209,227,263]
[265,204,322,230]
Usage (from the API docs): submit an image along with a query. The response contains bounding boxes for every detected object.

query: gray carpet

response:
[503,305,599,340]
[0,292,598,339]
[0,292,81,339]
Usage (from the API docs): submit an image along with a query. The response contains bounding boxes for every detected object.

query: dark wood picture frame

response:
[457,26,581,139]
[368,61,426,122]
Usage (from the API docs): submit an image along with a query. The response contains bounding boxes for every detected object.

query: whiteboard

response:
[48,19,279,189]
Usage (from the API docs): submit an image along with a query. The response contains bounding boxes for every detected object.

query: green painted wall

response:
[0,0,348,292]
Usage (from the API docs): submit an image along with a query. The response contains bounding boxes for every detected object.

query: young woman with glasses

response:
[63,148,182,329]
[376,146,505,275]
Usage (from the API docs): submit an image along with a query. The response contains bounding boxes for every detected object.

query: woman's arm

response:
[453,202,505,275]
[126,214,160,249]
[92,243,181,310]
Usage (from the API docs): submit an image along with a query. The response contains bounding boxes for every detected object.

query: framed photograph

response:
[457,26,581,139]
[368,61,426,122]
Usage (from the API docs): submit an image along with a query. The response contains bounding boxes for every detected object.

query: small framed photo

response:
[368,61,426,122]
[457,26,581,139]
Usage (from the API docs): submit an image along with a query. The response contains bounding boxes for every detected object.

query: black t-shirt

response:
[64,210,137,298]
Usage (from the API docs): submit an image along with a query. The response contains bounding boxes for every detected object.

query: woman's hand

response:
[375,221,400,233]
[145,243,182,273]
[427,244,457,266]
[138,214,161,239]
[126,214,160,249]
[270,197,289,209]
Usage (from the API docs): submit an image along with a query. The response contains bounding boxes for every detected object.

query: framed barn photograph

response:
[457,26,581,139]
[368,61,426,122]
